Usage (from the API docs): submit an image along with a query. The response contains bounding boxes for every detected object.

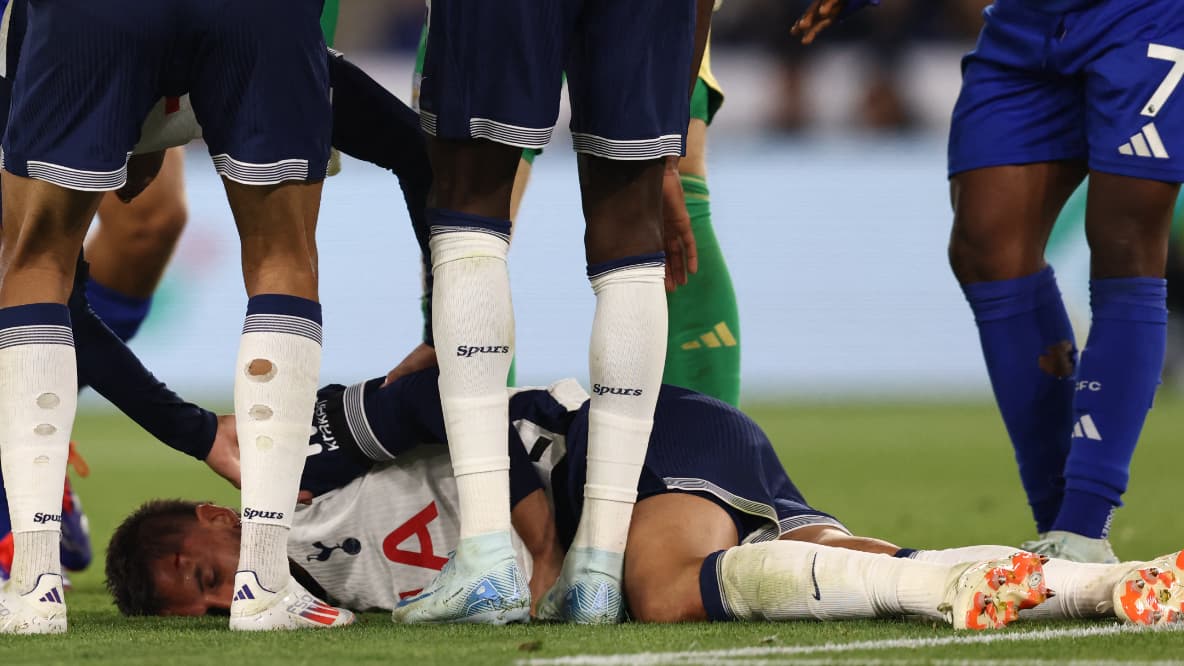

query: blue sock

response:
[1052,277,1167,538]
[698,550,734,621]
[0,466,10,537]
[963,267,1077,533]
[84,277,151,342]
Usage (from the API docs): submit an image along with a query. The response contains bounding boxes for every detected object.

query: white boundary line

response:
[517,624,1182,666]
[665,660,1184,666]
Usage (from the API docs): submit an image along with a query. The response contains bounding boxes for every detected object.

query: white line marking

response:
[517,624,1181,666]
[677,660,1184,666]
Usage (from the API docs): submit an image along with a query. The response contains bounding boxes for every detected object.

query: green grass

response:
[3,395,1183,664]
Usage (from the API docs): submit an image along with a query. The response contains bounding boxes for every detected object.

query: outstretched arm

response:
[69,255,239,485]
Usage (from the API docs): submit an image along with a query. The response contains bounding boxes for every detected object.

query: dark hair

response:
[105,499,203,616]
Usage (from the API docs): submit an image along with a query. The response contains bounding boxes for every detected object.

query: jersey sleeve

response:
[326,51,435,347]
[71,256,217,460]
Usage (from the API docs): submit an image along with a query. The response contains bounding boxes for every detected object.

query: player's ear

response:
[195,503,239,527]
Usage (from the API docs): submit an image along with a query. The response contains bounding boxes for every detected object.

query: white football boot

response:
[229,571,354,631]
[0,573,67,634]
[536,548,626,625]
[391,531,530,625]
[1112,550,1184,626]
[1020,530,1119,564]
[942,552,1050,630]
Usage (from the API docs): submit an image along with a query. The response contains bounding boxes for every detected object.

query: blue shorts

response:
[418,0,695,160]
[949,0,1184,182]
[1,0,330,191]
[559,386,848,545]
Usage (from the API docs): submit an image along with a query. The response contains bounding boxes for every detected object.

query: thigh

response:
[420,0,570,149]
[624,492,737,623]
[1085,171,1180,278]
[188,0,331,186]
[3,0,165,191]
[1081,0,1184,182]
[567,0,695,160]
[89,148,187,297]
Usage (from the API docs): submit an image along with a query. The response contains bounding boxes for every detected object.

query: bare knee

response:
[947,213,1043,284]
[428,138,521,218]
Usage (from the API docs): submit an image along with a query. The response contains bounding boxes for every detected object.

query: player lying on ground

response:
[106,368,1184,628]
[794,0,1183,562]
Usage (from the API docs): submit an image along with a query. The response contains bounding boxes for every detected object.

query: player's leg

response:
[1043,173,1176,546]
[535,0,691,625]
[946,5,1091,538]
[187,0,349,631]
[663,76,741,405]
[83,148,187,342]
[1033,3,1184,560]
[624,494,1045,628]
[392,0,568,625]
[950,164,1087,538]
[0,0,161,633]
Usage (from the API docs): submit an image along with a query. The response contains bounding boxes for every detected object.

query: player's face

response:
[148,504,242,616]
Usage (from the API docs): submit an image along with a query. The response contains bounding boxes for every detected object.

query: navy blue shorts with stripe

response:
[419,0,696,160]
[949,0,1184,181]
[1,0,330,190]
[556,385,848,546]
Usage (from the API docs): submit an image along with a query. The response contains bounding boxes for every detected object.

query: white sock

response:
[0,322,76,595]
[909,545,1120,619]
[431,226,514,540]
[236,300,322,592]
[909,545,1018,565]
[573,260,667,554]
[716,541,955,622]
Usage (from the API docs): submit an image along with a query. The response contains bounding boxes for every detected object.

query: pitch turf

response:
[3,394,1183,664]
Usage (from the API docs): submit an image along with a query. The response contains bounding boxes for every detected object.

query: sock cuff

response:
[893,548,919,559]
[698,550,734,621]
[0,303,73,348]
[0,303,72,329]
[680,173,709,196]
[84,277,151,311]
[962,267,1061,322]
[244,295,322,344]
[427,208,511,239]
[1054,488,1118,538]
[587,252,666,280]
[1089,277,1168,324]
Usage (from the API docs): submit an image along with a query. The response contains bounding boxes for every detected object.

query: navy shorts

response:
[950,0,1184,182]
[558,386,847,545]
[418,0,695,160]
[1,0,330,191]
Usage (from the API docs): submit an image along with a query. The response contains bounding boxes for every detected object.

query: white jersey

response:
[288,445,532,612]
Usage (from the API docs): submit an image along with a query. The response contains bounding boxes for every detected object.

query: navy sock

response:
[84,277,151,342]
[1052,278,1167,538]
[0,466,10,537]
[962,267,1077,533]
[893,548,918,559]
[697,550,734,621]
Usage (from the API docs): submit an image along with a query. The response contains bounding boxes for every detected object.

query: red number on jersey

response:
[382,502,449,571]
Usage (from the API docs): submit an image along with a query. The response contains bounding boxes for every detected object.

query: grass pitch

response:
[2,394,1182,664]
